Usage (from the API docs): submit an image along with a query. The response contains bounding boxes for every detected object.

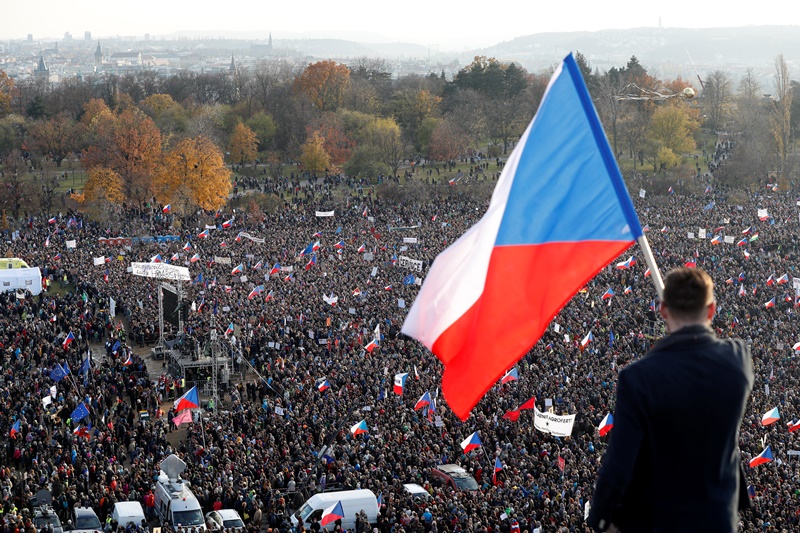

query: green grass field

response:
[11,159,89,193]
[6,130,717,223]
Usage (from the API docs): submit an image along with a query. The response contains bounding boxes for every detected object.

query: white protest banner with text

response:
[398,256,423,272]
[533,407,576,437]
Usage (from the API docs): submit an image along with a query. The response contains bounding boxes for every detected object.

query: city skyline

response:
[7,0,800,52]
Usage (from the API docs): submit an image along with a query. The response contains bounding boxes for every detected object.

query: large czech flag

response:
[460,431,482,454]
[394,373,409,395]
[500,368,519,384]
[492,457,503,485]
[350,420,368,436]
[365,337,379,352]
[598,413,614,436]
[749,445,773,468]
[414,391,432,411]
[62,331,76,350]
[761,407,780,426]
[174,386,200,412]
[402,54,643,420]
[320,501,344,527]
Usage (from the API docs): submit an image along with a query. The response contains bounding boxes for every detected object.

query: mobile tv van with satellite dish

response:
[0,258,43,296]
[153,454,206,532]
[31,490,63,533]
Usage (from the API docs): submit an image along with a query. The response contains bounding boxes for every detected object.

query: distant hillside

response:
[478,26,800,79]
[121,27,800,84]
[164,32,434,60]
[286,39,432,59]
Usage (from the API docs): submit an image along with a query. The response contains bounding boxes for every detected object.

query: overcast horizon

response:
[7,0,800,52]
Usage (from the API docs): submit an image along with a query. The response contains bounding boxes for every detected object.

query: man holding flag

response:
[492,457,503,486]
[388,53,753,530]
[589,269,754,532]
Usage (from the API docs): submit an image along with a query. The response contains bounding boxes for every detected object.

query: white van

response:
[403,484,432,501]
[0,264,43,296]
[112,502,147,529]
[294,490,378,532]
[153,455,206,532]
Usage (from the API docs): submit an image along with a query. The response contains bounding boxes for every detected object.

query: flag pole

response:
[198,409,206,449]
[64,368,81,397]
[481,445,491,467]
[637,235,665,300]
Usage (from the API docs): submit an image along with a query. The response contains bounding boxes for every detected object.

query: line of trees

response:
[0,51,797,215]
[680,54,800,185]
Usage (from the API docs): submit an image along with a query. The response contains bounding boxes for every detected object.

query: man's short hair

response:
[662,267,714,320]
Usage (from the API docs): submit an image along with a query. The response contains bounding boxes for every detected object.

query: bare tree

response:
[703,70,733,131]
[251,60,296,114]
[231,65,255,116]
[0,149,32,219]
[596,73,625,158]
[344,78,380,115]
[771,54,792,174]
[444,88,487,150]
[619,104,650,171]
[721,70,771,187]
[485,92,529,154]
[738,68,761,102]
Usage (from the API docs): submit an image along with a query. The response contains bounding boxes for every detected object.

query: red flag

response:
[519,396,536,411]
[502,409,520,422]
[557,456,565,472]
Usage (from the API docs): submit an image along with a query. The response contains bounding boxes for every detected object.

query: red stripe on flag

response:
[433,240,632,419]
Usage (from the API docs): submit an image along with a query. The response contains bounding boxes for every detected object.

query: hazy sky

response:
[6,0,800,50]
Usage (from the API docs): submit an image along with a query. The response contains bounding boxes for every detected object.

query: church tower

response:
[34,55,49,81]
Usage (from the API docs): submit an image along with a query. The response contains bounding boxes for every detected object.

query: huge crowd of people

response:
[2,141,800,533]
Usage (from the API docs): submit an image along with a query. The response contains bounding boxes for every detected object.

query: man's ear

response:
[707,301,716,321]
[659,302,668,321]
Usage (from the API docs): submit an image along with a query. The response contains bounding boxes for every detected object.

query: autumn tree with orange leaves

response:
[73,167,126,224]
[293,61,350,112]
[308,113,354,167]
[428,119,469,162]
[82,107,162,208]
[0,70,14,118]
[83,167,125,205]
[29,113,82,167]
[154,136,231,215]
[228,122,258,166]
[299,131,332,175]
[80,98,111,126]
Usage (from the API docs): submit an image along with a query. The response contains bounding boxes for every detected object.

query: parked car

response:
[205,510,245,531]
[403,483,432,501]
[72,507,102,533]
[430,464,479,491]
